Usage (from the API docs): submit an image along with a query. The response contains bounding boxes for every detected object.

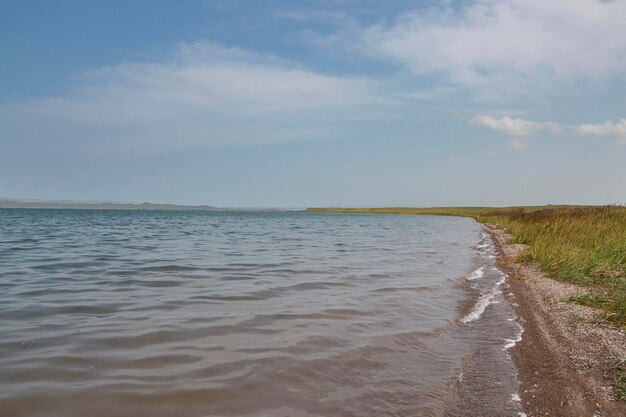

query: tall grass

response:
[307,205,626,325]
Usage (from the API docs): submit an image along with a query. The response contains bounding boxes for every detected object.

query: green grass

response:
[307,205,626,325]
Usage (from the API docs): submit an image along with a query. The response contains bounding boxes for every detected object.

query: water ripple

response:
[0,209,487,416]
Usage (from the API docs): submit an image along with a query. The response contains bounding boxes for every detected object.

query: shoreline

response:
[486,224,625,417]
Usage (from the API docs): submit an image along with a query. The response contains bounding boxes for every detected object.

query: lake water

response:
[0,210,524,416]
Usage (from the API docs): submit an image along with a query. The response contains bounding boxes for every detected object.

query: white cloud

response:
[0,42,394,153]
[471,115,561,137]
[575,120,626,144]
[356,0,626,96]
[471,115,626,147]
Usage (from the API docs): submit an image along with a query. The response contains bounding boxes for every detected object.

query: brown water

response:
[0,209,524,416]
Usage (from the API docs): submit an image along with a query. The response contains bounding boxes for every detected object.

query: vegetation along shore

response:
[307,205,626,415]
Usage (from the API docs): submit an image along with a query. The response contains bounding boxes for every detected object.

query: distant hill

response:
[0,199,219,211]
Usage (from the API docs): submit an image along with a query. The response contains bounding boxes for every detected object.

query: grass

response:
[307,205,626,326]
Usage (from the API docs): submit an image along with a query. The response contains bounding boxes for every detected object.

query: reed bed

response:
[307,205,626,325]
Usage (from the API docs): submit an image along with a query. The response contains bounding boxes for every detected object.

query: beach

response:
[488,224,625,417]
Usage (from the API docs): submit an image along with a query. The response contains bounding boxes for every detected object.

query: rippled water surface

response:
[0,209,523,417]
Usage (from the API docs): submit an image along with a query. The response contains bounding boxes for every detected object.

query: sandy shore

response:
[486,224,625,417]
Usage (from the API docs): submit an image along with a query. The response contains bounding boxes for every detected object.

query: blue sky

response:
[1,0,625,207]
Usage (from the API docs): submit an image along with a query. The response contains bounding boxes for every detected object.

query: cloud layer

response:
[0,42,393,153]
[357,0,626,97]
[472,115,626,148]
[2,2,625,157]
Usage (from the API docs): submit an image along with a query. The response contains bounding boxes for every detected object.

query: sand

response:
[486,224,625,417]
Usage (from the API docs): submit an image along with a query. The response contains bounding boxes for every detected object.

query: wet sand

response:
[486,224,626,417]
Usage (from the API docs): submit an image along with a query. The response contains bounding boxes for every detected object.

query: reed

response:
[307,205,626,325]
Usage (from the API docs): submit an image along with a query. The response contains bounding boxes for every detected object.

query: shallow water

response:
[0,209,523,416]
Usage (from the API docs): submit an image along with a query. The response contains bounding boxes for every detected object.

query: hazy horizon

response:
[2,1,625,207]
[0,196,616,210]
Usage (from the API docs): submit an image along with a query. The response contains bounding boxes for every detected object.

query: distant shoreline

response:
[0,200,219,211]
[0,199,305,211]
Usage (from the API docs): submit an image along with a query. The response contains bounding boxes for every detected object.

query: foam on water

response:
[503,321,524,350]
[462,292,496,323]
[465,266,485,281]
[462,274,506,324]
[450,226,526,417]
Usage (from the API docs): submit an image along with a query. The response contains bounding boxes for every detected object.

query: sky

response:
[1,0,625,207]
